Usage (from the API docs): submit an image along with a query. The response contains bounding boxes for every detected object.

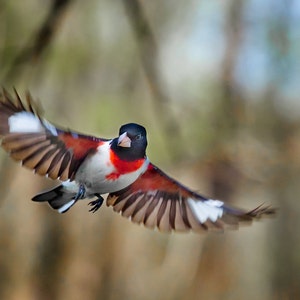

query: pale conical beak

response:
[118,132,131,148]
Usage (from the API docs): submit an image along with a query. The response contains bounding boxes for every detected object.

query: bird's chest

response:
[75,143,148,194]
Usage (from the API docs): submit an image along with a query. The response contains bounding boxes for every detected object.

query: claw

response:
[88,194,104,213]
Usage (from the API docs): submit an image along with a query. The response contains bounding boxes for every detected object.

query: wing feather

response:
[158,200,172,232]
[144,197,164,229]
[107,163,275,233]
[144,193,160,223]
[0,89,105,180]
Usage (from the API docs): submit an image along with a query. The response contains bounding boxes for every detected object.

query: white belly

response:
[74,142,149,195]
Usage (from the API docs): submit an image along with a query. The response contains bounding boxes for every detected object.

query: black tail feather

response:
[32,185,77,213]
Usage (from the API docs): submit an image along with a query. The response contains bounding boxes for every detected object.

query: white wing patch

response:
[8,112,58,135]
[9,112,43,133]
[188,198,224,223]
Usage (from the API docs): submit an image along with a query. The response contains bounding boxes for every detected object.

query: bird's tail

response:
[32,184,78,213]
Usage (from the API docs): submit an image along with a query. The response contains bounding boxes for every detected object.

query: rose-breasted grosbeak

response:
[0,89,275,232]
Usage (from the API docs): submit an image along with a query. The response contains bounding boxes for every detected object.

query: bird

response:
[0,89,275,233]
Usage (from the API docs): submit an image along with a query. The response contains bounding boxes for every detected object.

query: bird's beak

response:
[118,132,131,148]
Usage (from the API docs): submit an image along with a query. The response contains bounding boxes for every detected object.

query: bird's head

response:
[111,123,147,161]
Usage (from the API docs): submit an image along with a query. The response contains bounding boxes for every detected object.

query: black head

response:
[111,123,147,161]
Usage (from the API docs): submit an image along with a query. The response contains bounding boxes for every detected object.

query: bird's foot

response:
[88,194,104,213]
[74,184,86,201]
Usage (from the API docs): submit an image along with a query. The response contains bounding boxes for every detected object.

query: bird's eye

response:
[135,134,142,140]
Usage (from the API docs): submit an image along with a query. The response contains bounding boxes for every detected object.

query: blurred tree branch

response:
[1,3,73,297]
[218,0,245,136]
[0,0,72,203]
[194,2,245,296]
[33,216,72,300]
[3,0,72,82]
[123,0,182,160]
[265,2,300,298]
[206,0,245,198]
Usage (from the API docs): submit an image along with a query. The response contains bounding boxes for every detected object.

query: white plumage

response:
[188,198,224,223]
[9,112,43,133]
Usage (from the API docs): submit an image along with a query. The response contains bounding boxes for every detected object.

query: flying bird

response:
[0,89,275,232]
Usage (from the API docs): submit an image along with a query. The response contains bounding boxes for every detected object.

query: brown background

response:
[0,1,299,299]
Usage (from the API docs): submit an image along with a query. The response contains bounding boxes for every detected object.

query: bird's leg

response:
[88,194,104,213]
[74,184,86,201]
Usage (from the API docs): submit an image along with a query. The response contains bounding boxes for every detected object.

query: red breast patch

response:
[106,149,145,180]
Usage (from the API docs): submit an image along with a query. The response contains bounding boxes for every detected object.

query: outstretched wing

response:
[107,163,275,232]
[0,89,106,181]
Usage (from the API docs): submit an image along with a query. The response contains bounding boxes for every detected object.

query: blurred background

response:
[0,0,299,299]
